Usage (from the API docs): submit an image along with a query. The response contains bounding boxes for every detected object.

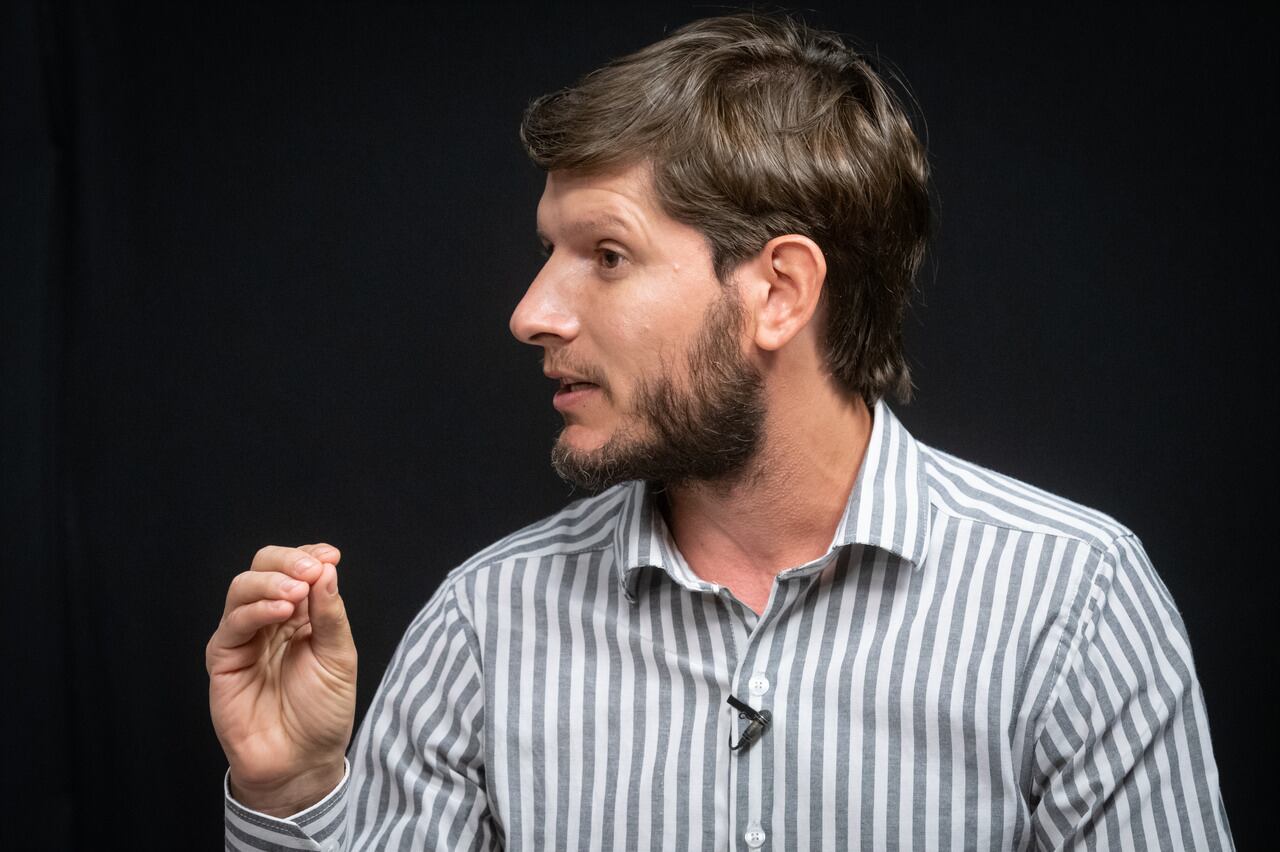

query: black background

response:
[3,2,1274,848]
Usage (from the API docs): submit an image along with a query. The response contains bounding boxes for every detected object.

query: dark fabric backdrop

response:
[3,2,1274,848]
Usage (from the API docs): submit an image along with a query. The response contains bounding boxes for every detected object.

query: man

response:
[208,13,1233,850]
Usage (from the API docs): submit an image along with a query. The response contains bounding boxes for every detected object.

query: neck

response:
[661,383,874,613]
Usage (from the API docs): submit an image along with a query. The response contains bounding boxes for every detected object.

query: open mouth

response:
[553,378,602,410]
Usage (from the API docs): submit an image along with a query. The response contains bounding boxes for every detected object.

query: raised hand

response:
[207,543,357,816]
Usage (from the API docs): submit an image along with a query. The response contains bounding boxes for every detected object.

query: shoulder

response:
[917,441,1135,555]
[915,441,1159,650]
[910,443,1197,723]
[914,441,1190,681]
[393,484,630,649]
[389,483,629,654]
[454,483,629,576]
[419,483,629,609]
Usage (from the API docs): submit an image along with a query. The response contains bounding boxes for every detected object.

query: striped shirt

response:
[225,400,1233,850]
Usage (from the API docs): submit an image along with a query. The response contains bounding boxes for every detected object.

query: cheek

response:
[588,265,720,375]
[606,294,704,356]
[610,316,655,349]
[595,313,657,371]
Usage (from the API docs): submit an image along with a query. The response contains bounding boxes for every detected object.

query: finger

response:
[306,563,356,677]
[298,542,342,566]
[250,545,325,584]
[222,570,312,618]
[210,598,296,653]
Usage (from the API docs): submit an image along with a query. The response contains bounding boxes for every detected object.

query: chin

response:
[556,423,612,454]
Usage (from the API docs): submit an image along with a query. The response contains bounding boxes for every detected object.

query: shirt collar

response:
[614,399,932,603]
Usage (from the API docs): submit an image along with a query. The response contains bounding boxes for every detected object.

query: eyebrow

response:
[537,213,634,243]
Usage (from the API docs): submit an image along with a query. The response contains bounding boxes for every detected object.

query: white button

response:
[748,673,770,696]
[744,825,767,848]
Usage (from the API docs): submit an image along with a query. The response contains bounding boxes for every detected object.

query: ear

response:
[743,234,827,352]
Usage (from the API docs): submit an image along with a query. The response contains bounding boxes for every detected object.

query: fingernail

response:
[327,575,338,595]
[298,557,320,572]
[281,579,302,594]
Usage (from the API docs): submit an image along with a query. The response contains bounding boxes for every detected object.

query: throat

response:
[657,405,871,597]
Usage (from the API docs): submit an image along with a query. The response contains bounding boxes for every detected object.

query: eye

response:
[598,248,625,271]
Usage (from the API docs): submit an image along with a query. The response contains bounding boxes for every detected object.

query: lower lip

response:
[553,384,601,411]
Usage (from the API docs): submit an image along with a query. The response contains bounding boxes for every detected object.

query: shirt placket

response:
[727,555,836,850]
[720,583,788,851]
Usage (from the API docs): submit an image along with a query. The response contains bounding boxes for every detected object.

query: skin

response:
[511,163,874,613]
[208,160,874,815]
[206,544,355,816]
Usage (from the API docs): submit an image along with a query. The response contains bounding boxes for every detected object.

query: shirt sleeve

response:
[224,577,500,850]
[1029,534,1234,850]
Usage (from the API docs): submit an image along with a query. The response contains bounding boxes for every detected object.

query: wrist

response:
[228,759,346,817]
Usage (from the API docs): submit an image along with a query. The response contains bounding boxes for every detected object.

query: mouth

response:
[557,379,599,394]
[552,376,602,411]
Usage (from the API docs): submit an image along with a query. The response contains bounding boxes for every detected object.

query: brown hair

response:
[520,13,931,406]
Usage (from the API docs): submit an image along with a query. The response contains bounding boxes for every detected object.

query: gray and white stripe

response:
[226,400,1233,850]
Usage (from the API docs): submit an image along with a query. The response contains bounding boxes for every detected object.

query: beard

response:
[550,288,766,492]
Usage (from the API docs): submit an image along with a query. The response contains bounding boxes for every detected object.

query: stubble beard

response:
[550,288,767,493]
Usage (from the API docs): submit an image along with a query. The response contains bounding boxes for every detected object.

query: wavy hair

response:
[521,13,931,406]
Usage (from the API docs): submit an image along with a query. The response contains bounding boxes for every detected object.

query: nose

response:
[509,259,580,346]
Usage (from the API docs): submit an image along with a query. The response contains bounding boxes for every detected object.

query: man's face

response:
[509,164,765,491]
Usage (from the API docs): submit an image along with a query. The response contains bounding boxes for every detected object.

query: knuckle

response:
[253,544,295,570]
[205,632,226,668]
[303,542,340,563]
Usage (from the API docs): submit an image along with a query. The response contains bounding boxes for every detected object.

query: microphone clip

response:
[727,694,772,752]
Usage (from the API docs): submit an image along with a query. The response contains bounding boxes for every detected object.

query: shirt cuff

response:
[223,760,350,851]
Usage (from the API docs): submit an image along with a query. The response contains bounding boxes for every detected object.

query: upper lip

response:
[544,370,597,386]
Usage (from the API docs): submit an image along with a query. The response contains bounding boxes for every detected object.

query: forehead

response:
[535,164,662,235]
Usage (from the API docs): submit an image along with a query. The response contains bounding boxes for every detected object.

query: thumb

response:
[307,562,356,677]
